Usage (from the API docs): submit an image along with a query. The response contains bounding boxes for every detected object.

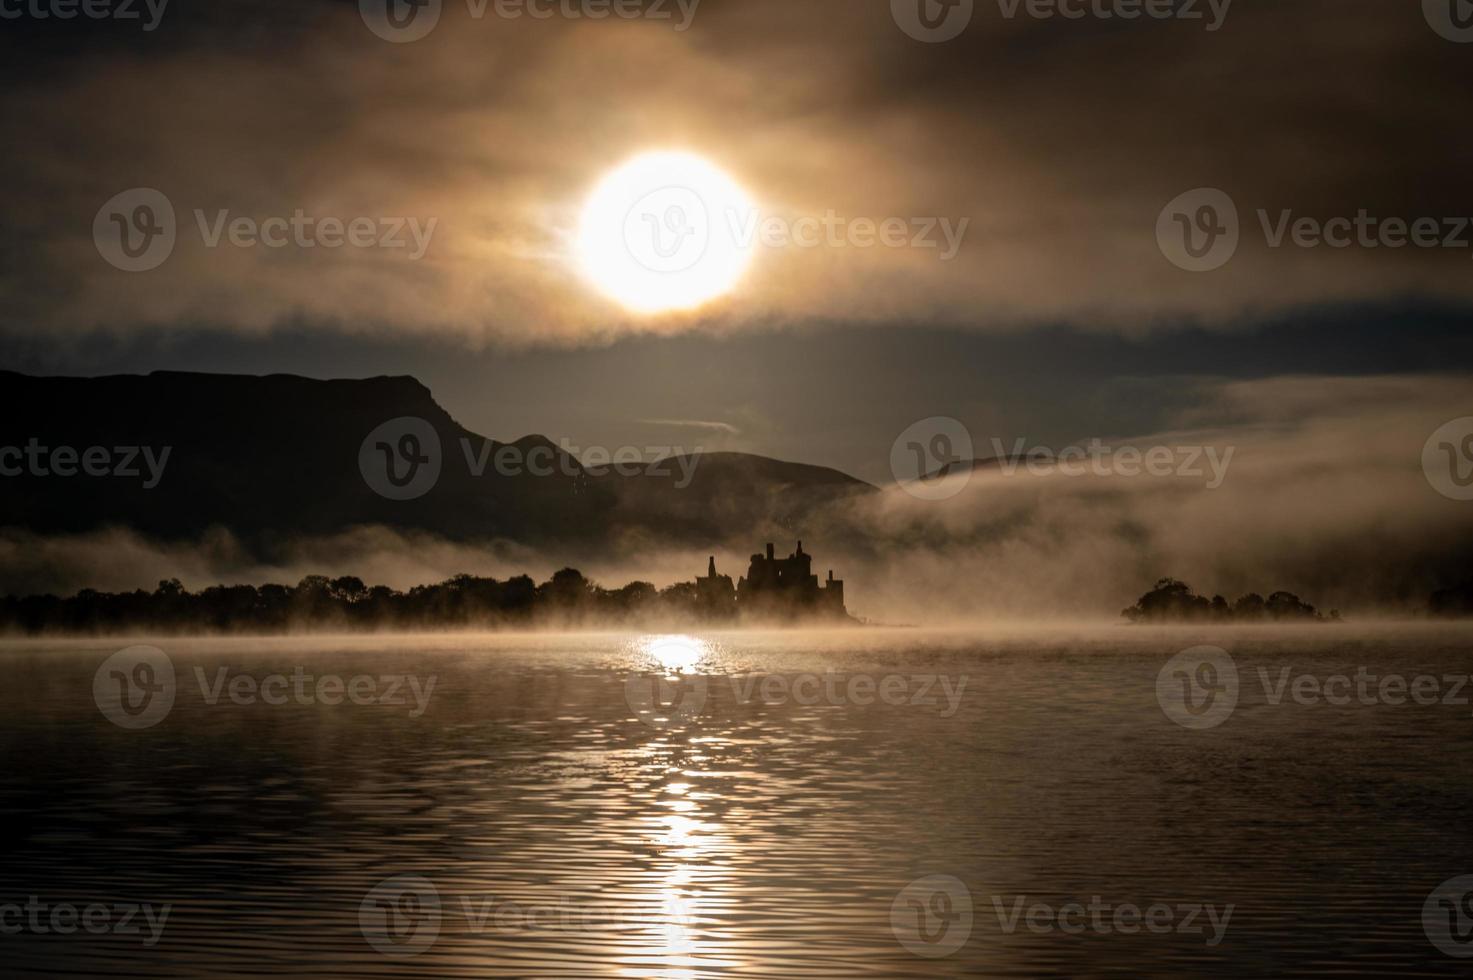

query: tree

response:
[1232,593,1266,621]
[1266,591,1319,621]
[329,576,368,603]
[1122,578,1212,623]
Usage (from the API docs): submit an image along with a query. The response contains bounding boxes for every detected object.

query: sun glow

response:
[576,151,755,314]
[640,634,710,674]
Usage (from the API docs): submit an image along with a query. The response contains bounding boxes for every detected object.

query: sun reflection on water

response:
[622,636,728,978]
[639,634,710,674]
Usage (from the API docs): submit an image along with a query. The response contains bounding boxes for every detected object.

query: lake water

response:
[2,626,1472,977]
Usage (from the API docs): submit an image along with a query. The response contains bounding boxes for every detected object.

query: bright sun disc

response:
[577,151,755,314]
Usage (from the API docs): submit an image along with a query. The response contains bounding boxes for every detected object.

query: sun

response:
[576,151,756,314]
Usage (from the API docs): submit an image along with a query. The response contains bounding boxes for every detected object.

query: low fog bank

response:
[816,375,1473,622]
[0,526,704,602]
[1,375,1469,626]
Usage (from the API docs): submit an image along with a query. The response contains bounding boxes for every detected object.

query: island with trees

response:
[1121,578,1338,624]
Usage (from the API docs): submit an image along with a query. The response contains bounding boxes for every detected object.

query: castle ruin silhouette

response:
[696,541,847,621]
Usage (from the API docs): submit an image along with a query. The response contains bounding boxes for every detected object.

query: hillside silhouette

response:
[0,371,873,554]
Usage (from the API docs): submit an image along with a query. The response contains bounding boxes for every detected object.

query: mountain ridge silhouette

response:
[0,370,874,556]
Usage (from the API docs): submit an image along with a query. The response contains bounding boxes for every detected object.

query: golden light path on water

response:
[13,630,1471,975]
[628,634,717,978]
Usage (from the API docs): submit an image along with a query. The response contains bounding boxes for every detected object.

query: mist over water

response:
[4,626,1472,976]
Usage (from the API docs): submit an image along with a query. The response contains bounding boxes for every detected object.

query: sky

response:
[15,3,1473,319]
[2,0,1473,612]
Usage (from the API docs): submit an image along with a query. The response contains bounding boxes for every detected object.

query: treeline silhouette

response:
[1122,578,1338,624]
[0,569,740,635]
[1430,582,1473,618]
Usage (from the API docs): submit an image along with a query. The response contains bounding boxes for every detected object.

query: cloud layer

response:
[3,0,1472,345]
